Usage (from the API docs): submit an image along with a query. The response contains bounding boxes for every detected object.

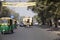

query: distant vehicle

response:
[20,22,24,27]
[23,16,33,27]
[33,22,38,25]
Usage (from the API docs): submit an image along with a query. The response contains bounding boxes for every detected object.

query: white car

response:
[33,22,38,25]
[20,22,24,27]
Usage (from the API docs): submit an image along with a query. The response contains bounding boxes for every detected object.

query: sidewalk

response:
[39,25,60,34]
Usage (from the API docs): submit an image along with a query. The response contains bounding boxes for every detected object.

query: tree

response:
[33,15,41,24]
[0,6,11,17]
[0,6,19,21]
[28,0,60,27]
[9,9,19,21]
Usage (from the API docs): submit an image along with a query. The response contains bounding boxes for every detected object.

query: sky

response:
[4,0,37,17]
[8,7,37,17]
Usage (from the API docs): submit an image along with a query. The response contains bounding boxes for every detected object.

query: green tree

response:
[1,6,11,17]
[0,6,19,21]
[10,9,19,21]
[33,15,41,24]
[28,0,60,28]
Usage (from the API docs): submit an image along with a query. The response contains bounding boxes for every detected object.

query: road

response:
[0,26,59,40]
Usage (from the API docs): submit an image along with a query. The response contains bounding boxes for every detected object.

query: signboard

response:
[2,2,36,7]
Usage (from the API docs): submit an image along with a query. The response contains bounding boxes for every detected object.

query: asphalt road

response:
[0,26,59,40]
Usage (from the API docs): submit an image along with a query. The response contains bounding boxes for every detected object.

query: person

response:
[27,19,30,27]
[27,19,29,23]
[15,21,17,29]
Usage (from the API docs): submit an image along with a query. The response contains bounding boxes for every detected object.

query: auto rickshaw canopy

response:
[0,17,12,20]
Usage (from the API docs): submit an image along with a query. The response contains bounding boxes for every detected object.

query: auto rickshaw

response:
[0,17,15,34]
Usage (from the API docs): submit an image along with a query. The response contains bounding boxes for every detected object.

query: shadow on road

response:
[53,34,60,40]
[39,25,60,32]
[39,25,51,29]
[47,27,60,31]
[1,32,14,35]
[57,33,60,36]
[53,38,60,40]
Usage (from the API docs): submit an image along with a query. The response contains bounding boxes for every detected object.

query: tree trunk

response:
[41,20,45,25]
[54,15,58,28]
[49,19,52,26]
[54,22,57,28]
[39,11,46,25]
[41,17,46,25]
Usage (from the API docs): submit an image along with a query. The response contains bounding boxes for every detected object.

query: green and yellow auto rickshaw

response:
[0,17,16,34]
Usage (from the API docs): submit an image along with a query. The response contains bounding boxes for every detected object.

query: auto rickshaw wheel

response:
[11,30,14,33]
[1,32,5,34]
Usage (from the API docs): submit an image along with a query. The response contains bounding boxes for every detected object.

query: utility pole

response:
[0,0,4,17]
[0,1,2,14]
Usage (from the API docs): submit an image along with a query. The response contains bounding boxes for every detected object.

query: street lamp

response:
[0,0,4,8]
[0,0,4,13]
